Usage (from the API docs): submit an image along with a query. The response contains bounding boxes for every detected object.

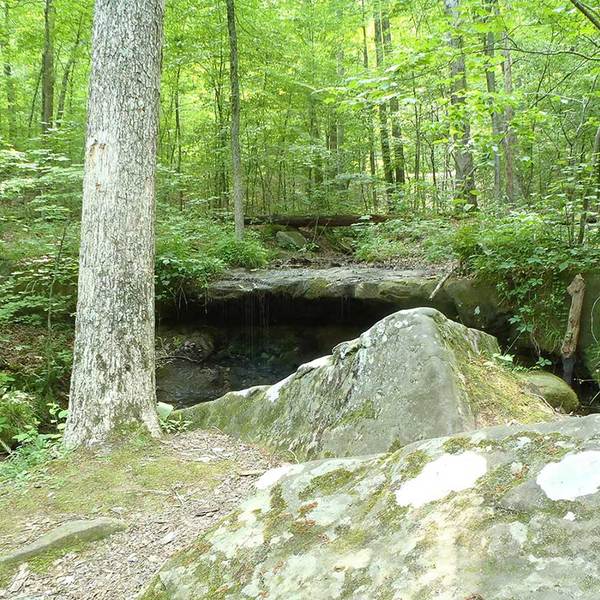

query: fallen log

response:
[561,274,586,385]
[244,214,396,228]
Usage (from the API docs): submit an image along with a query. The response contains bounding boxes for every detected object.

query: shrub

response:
[0,389,38,451]
[454,211,600,350]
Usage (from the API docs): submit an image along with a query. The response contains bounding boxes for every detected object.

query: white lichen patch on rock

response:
[297,355,332,373]
[394,452,487,508]
[536,451,600,501]
[255,463,303,490]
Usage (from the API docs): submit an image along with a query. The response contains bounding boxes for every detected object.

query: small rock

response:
[275,229,308,251]
[0,518,127,567]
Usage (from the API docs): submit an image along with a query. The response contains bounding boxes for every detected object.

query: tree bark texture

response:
[41,0,55,134]
[226,0,245,240]
[444,0,476,206]
[65,0,164,448]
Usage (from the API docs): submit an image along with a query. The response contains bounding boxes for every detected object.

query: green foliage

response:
[353,218,456,265]
[0,401,68,485]
[454,211,600,349]
[0,388,38,451]
[155,204,269,303]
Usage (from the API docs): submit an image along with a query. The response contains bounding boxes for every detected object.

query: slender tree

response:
[1,1,16,143]
[64,0,165,448]
[373,0,395,209]
[56,15,83,128]
[381,1,406,187]
[483,0,502,200]
[226,0,244,239]
[444,0,476,206]
[41,0,54,134]
[501,30,519,202]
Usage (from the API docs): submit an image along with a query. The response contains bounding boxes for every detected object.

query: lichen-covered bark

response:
[64,0,164,448]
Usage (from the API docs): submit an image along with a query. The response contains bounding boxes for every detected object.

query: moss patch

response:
[463,358,556,426]
[299,468,356,500]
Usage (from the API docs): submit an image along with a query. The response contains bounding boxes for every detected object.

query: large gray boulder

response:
[179,308,555,459]
[141,415,600,600]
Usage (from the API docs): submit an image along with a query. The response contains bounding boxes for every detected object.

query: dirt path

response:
[0,429,281,600]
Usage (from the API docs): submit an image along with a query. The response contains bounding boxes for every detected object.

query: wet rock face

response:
[178,308,555,459]
[140,415,600,600]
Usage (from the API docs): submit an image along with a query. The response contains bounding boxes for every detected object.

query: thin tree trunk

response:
[226,0,244,240]
[483,0,502,200]
[174,65,184,209]
[2,1,16,143]
[444,0,476,207]
[41,0,55,134]
[65,0,164,449]
[501,31,519,202]
[381,3,406,186]
[360,0,378,210]
[578,126,600,244]
[373,0,394,209]
[56,15,83,128]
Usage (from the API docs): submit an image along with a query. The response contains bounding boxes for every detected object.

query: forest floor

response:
[0,428,281,599]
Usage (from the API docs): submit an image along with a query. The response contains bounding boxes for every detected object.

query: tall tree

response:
[1,0,16,143]
[444,0,476,206]
[381,0,406,187]
[373,0,395,209]
[483,0,502,200]
[360,0,378,210]
[226,0,244,240]
[41,0,55,134]
[501,30,519,202]
[64,0,164,448]
[56,15,83,128]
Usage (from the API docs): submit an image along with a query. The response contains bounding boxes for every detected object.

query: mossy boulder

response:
[521,371,579,413]
[141,415,600,600]
[178,308,555,459]
[275,230,308,251]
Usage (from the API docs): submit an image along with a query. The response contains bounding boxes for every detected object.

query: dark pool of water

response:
[156,322,366,408]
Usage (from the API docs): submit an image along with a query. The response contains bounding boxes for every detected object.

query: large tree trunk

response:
[2,1,16,143]
[41,0,55,134]
[64,0,164,449]
[444,0,476,207]
[226,0,244,240]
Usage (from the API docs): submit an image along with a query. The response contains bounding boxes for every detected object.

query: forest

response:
[1,0,600,598]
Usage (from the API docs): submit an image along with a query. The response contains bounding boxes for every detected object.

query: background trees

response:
[0,0,597,220]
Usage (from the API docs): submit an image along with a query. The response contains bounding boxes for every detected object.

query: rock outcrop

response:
[141,415,600,600]
[179,308,555,459]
